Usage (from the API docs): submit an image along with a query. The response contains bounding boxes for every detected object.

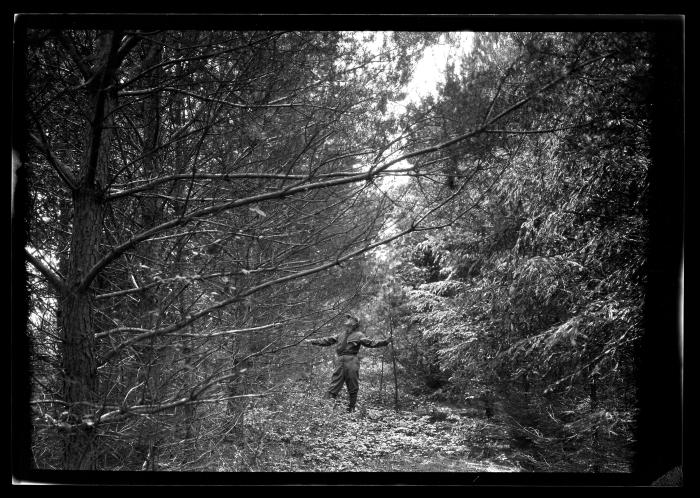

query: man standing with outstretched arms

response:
[308,314,391,412]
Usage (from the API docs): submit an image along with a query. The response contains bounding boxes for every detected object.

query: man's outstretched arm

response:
[307,336,338,347]
[358,335,391,348]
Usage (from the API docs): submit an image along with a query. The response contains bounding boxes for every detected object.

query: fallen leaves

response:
[239,400,522,472]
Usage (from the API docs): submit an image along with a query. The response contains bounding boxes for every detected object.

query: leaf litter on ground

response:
[240,397,522,472]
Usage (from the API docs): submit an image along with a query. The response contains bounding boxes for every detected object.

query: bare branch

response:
[169,322,286,339]
[99,224,414,361]
[25,248,67,294]
[97,321,284,339]
[105,164,374,201]
[119,85,343,111]
[379,51,616,173]
[28,133,78,191]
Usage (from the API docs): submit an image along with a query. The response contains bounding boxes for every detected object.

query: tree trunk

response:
[60,186,104,469]
[59,30,121,470]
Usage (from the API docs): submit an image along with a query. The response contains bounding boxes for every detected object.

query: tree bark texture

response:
[59,30,120,470]
[60,184,108,469]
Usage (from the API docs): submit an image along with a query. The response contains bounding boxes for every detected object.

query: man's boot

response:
[347,392,357,413]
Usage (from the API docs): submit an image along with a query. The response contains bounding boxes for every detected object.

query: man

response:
[308,314,391,412]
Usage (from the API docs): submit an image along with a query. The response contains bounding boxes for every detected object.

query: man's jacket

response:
[310,330,389,356]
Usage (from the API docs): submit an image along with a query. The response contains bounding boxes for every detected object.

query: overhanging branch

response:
[99,224,415,361]
[28,133,78,191]
[25,249,67,294]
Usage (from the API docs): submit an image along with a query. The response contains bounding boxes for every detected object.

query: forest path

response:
[244,398,523,472]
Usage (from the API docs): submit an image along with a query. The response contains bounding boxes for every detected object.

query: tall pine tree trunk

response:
[60,184,107,469]
[59,30,120,470]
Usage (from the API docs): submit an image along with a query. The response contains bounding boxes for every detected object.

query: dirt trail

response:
[261,404,522,472]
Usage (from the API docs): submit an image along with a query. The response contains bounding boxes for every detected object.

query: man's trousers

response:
[327,354,360,411]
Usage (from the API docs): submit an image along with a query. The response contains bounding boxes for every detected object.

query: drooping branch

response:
[82,170,373,292]
[119,85,345,111]
[93,268,244,301]
[28,133,78,191]
[99,223,416,361]
[25,248,67,294]
[167,322,287,339]
[106,164,373,200]
[391,51,617,172]
[94,334,322,425]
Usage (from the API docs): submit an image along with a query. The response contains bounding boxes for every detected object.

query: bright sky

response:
[353,31,474,111]
[353,32,475,186]
[391,32,474,112]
